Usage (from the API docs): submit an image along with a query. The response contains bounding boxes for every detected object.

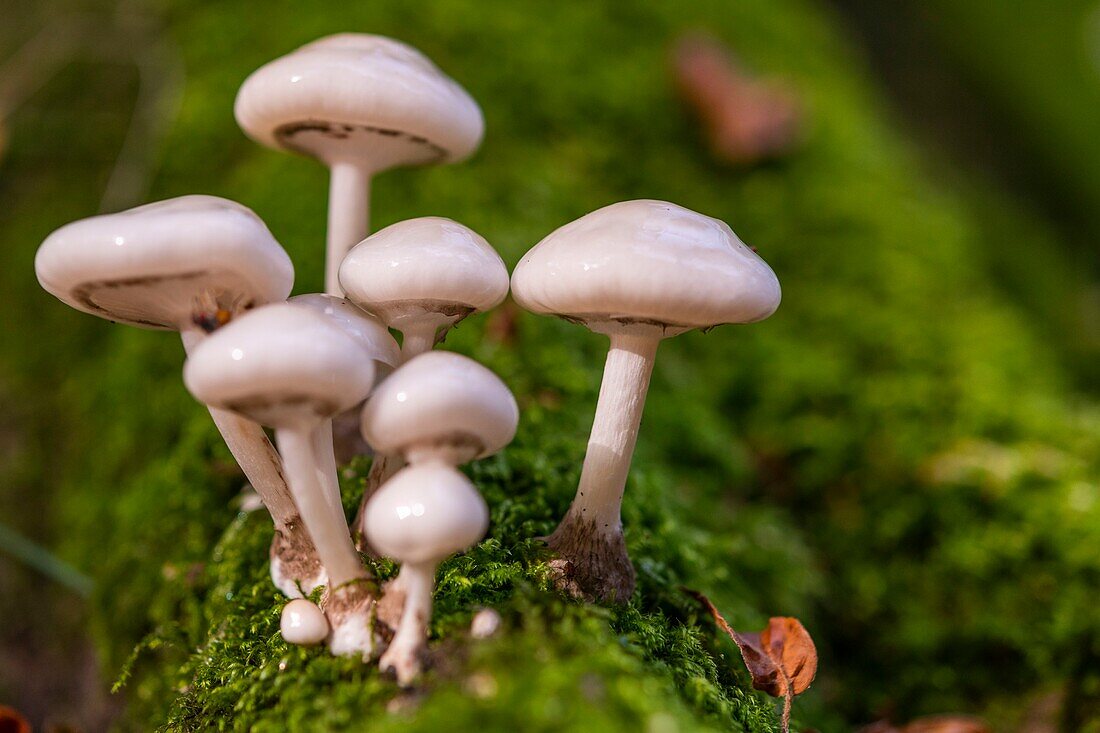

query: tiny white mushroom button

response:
[281,599,329,646]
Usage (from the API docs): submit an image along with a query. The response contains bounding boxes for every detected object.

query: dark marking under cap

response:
[225,394,339,420]
[276,120,447,160]
[72,270,210,328]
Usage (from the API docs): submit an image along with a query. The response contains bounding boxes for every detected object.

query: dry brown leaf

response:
[671,34,802,166]
[683,588,817,733]
[0,705,31,733]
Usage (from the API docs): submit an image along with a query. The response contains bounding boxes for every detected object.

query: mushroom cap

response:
[339,217,508,330]
[289,293,400,370]
[280,599,329,646]
[183,303,375,428]
[35,195,292,330]
[360,350,518,462]
[234,34,483,173]
[364,463,488,565]
[510,200,781,335]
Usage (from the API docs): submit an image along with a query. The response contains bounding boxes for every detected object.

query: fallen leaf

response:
[671,34,802,166]
[0,705,31,733]
[683,588,817,733]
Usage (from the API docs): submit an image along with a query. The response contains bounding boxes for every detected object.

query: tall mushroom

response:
[510,199,781,602]
[183,303,379,658]
[364,462,488,685]
[340,216,510,529]
[234,34,484,295]
[34,195,324,598]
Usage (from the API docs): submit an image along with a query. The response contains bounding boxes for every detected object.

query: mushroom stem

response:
[180,329,300,522]
[574,332,658,526]
[181,328,324,598]
[275,426,367,588]
[399,324,437,362]
[325,160,371,295]
[310,420,344,511]
[546,331,658,601]
[379,560,434,685]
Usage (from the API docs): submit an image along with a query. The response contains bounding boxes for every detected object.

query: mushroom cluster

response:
[36,32,782,683]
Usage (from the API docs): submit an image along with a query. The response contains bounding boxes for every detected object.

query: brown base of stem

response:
[270,518,326,597]
[375,574,407,631]
[544,515,635,603]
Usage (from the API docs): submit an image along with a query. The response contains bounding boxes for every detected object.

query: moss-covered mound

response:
[2,0,1099,730]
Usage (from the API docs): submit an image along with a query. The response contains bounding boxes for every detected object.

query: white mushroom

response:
[339,217,509,361]
[183,303,378,659]
[34,195,323,598]
[364,462,488,685]
[510,200,781,602]
[235,34,484,295]
[281,598,329,646]
[360,350,518,468]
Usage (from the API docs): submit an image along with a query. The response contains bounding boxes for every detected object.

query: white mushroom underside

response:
[277,124,445,172]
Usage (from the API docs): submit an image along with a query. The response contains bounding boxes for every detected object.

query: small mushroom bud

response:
[34,195,323,598]
[469,608,502,639]
[184,304,379,659]
[281,598,329,646]
[235,34,484,295]
[511,200,781,603]
[364,462,488,685]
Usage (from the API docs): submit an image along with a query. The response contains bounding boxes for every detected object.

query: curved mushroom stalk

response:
[184,304,384,659]
[181,328,325,597]
[510,200,782,603]
[365,463,488,685]
[277,426,376,658]
[34,195,325,599]
[378,561,434,685]
[544,331,658,602]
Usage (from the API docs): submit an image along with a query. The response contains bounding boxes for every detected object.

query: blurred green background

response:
[1,0,1098,731]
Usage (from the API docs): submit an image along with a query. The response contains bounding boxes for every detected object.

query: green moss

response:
[3,0,1099,729]
[125,453,787,732]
